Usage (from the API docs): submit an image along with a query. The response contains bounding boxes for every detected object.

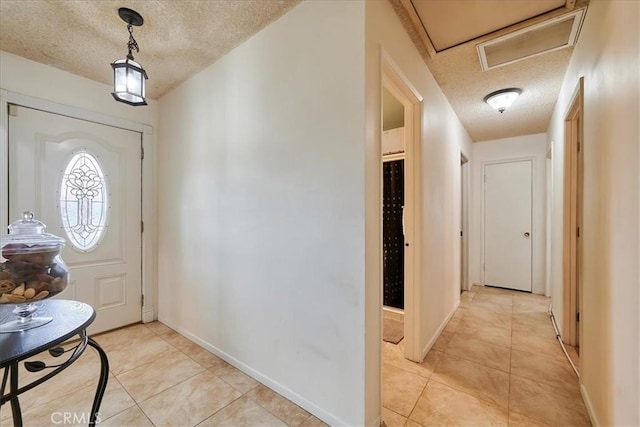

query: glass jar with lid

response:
[0,212,69,332]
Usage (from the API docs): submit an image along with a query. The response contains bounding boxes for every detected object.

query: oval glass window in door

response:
[59,150,108,252]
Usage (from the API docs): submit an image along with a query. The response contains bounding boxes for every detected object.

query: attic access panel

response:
[477,8,586,70]
[410,0,566,52]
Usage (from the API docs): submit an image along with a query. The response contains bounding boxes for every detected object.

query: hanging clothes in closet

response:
[383,159,404,309]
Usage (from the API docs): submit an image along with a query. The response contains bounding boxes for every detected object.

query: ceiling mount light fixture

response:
[484,88,522,114]
[111,7,148,106]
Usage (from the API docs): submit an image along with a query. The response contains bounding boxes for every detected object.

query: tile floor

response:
[1,321,328,427]
[1,285,588,427]
[382,285,590,427]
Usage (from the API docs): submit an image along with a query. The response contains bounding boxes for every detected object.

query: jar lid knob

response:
[22,211,34,221]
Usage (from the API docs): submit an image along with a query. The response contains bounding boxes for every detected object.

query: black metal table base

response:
[0,333,109,427]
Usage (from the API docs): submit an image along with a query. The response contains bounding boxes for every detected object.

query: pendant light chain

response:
[126,23,139,60]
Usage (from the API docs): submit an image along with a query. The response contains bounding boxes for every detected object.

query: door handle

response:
[524,232,531,238]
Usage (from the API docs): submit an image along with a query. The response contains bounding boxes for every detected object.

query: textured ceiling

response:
[0,0,299,100]
[390,0,590,141]
[0,0,589,142]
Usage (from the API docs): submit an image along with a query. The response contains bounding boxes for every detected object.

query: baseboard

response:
[421,300,460,360]
[157,316,350,426]
[142,308,155,324]
[581,383,600,426]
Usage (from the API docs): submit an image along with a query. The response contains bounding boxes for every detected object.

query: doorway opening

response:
[562,77,584,353]
[382,86,405,345]
[380,58,422,363]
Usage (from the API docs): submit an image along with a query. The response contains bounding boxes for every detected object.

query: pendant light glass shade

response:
[484,88,522,113]
[111,57,147,106]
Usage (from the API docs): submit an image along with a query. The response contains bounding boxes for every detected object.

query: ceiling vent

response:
[477,8,586,71]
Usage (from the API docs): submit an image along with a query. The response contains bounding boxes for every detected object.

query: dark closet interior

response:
[383,159,404,309]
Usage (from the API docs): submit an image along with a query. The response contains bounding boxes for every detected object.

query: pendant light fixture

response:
[111,8,148,106]
[483,88,522,114]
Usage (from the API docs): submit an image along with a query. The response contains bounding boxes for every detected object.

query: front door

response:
[8,105,142,333]
[483,160,533,292]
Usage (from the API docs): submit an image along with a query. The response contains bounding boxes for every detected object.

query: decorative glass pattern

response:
[59,151,108,251]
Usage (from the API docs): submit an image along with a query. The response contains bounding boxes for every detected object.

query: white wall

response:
[547,1,639,425]
[365,1,473,424]
[156,2,366,425]
[469,133,547,294]
[0,51,158,125]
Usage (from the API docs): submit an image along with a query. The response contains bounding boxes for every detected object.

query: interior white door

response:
[8,105,142,333]
[483,160,532,292]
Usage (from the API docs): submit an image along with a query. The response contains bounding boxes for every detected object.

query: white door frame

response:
[481,157,535,289]
[0,89,157,323]
[460,152,470,291]
[562,77,584,347]
[382,55,423,362]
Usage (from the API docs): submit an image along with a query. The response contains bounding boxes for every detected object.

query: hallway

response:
[382,285,589,426]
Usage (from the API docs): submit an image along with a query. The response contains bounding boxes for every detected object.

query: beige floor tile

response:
[512,319,557,340]
[384,342,443,378]
[104,332,178,375]
[246,384,310,426]
[508,411,553,426]
[511,332,566,362]
[451,307,467,321]
[160,329,197,348]
[512,311,554,332]
[444,334,511,373]
[9,374,134,427]
[431,354,510,408]
[470,284,492,293]
[432,330,454,351]
[512,310,550,324]
[409,380,508,426]
[442,317,463,334]
[2,345,102,418]
[182,341,227,368]
[509,375,590,426]
[382,363,428,417]
[384,309,405,322]
[471,285,520,297]
[467,299,513,315]
[139,370,242,426]
[383,407,408,427]
[463,306,512,331]
[300,415,330,427]
[93,323,155,352]
[219,367,259,393]
[472,293,514,307]
[144,320,174,336]
[209,357,242,377]
[513,297,550,314]
[513,292,550,303]
[198,395,287,427]
[100,405,154,427]
[404,419,423,427]
[459,291,476,307]
[510,350,580,396]
[116,349,205,401]
[456,319,511,347]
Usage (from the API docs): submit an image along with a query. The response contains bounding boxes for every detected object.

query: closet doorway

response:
[382,87,405,345]
[380,59,422,363]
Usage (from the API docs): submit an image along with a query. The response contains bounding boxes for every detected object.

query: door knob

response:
[524,232,531,238]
